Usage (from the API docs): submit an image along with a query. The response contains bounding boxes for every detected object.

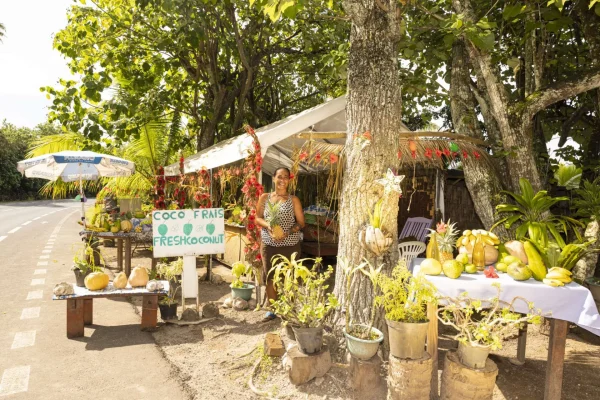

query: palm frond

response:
[27,132,85,158]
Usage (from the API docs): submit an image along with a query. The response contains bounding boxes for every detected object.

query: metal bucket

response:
[457,342,491,369]
[386,319,429,359]
[292,326,323,354]
[344,324,384,360]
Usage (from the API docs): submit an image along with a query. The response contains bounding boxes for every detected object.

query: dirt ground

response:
[101,243,600,400]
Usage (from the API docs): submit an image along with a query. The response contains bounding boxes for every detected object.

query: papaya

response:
[523,241,547,281]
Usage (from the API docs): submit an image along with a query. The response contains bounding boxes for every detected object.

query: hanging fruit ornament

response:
[425,148,433,159]
[435,149,443,158]
[449,142,460,152]
[397,149,402,159]
[462,150,468,159]
[409,140,417,159]
[473,151,481,159]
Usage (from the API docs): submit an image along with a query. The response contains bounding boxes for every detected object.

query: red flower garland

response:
[242,125,264,270]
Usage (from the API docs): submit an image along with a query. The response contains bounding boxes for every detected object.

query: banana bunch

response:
[455,229,500,248]
[542,267,572,287]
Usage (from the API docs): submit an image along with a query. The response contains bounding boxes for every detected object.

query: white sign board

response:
[152,209,225,258]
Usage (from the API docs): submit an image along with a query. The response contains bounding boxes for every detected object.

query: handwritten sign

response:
[152,209,225,257]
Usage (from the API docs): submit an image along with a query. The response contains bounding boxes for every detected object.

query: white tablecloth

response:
[412,258,600,337]
[52,280,170,300]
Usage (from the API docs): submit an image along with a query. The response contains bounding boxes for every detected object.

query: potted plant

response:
[437,283,542,369]
[156,258,183,320]
[230,261,254,301]
[270,253,339,354]
[376,260,437,359]
[72,239,103,287]
[340,257,385,360]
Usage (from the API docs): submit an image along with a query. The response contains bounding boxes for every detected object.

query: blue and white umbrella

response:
[17,150,135,225]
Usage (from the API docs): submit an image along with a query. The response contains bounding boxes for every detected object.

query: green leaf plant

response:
[491,178,583,248]
[71,236,104,274]
[231,261,253,289]
[437,284,542,351]
[156,257,183,306]
[269,253,339,328]
[375,259,437,323]
[339,257,383,340]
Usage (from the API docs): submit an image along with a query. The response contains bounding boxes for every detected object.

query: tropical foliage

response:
[492,178,583,247]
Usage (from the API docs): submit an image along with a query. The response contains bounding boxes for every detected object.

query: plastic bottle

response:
[473,233,485,271]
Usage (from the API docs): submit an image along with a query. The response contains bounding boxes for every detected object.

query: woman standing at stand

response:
[256,167,304,321]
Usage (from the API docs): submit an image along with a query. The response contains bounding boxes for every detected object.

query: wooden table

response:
[80,230,153,276]
[53,282,169,339]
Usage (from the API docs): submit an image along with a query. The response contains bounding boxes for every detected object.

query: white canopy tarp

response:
[165,95,409,176]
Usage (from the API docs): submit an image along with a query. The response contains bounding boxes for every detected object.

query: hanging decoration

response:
[241,125,265,290]
[193,169,212,208]
[409,140,417,159]
[374,168,405,196]
[154,166,166,210]
[353,131,372,150]
[449,141,460,152]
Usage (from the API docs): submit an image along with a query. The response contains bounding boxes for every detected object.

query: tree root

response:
[248,358,279,400]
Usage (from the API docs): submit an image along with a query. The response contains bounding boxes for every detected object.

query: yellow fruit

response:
[463,230,472,237]
[543,279,565,287]
[496,262,508,273]
[545,270,572,283]
[523,242,547,281]
[420,258,442,275]
[456,253,469,265]
[128,267,149,287]
[465,264,478,274]
[85,272,109,291]
[443,260,463,279]
[113,272,128,289]
[121,220,133,232]
[484,245,499,265]
[507,263,532,281]
[439,251,454,263]
[272,225,285,240]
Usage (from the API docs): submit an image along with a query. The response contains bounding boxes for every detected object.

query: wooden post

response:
[388,352,433,399]
[117,238,123,271]
[544,319,568,400]
[66,299,84,338]
[83,298,93,325]
[510,323,528,366]
[141,295,158,330]
[124,238,132,276]
[427,302,439,399]
[348,354,382,392]
[440,352,498,400]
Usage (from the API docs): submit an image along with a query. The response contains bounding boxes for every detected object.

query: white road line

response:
[32,217,40,221]
[50,235,56,238]
[30,278,45,286]
[44,246,53,250]
[20,308,40,320]
[26,290,43,300]
[37,261,48,266]
[11,331,36,349]
[22,221,31,226]
[41,221,48,224]
[41,250,51,254]
[0,236,6,243]
[7,227,20,234]
[33,269,46,275]
[0,366,30,396]
[39,255,49,259]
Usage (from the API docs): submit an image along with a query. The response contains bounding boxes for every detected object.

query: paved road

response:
[0,200,188,399]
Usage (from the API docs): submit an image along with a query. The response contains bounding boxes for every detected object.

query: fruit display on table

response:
[428,220,459,262]
[456,229,500,265]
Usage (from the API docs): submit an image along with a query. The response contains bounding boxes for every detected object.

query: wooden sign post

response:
[152,209,225,311]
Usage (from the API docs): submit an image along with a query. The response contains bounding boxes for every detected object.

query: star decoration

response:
[375,168,405,195]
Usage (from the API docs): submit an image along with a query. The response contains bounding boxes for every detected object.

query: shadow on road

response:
[75,324,157,351]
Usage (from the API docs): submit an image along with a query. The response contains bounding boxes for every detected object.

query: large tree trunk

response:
[452,0,543,192]
[449,39,504,231]
[333,0,403,331]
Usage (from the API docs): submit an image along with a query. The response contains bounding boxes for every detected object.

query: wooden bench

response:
[53,282,169,339]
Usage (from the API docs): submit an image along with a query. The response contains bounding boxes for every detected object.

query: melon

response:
[113,272,128,289]
[420,258,442,275]
[121,220,133,232]
[85,272,110,291]
[443,260,463,279]
[128,267,149,287]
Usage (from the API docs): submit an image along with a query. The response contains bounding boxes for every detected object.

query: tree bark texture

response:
[449,39,505,231]
[573,219,600,282]
[334,0,403,332]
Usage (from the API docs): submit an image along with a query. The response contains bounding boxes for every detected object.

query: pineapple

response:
[266,201,285,240]
[435,220,459,262]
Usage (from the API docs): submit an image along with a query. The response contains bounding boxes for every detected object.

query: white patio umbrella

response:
[17,150,135,226]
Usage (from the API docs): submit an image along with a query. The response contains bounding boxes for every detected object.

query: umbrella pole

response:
[79,164,86,227]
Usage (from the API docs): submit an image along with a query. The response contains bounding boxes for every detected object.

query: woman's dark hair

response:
[274,167,291,177]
